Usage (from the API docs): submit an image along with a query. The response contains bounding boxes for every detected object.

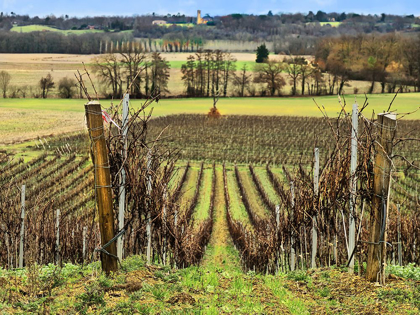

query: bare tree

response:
[0,71,11,98]
[93,54,123,98]
[120,48,146,97]
[254,60,286,96]
[232,64,252,96]
[39,73,55,99]
[284,57,301,95]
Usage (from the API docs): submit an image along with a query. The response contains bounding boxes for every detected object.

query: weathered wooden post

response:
[19,184,25,268]
[117,94,129,261]
[55,209,60,264]
[85,101,118,275]
[397,204,402,266]
[349,103,358,273]
[366,112,396,283]
[290,181,296,271]
[312,148,319,269]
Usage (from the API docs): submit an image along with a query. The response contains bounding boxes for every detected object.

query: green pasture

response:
[1,93,419,118]
[1,94,419,145]
[319,21,342,27]
[10,25,132,35]
[162,23,195,28]
[169,60,257,70]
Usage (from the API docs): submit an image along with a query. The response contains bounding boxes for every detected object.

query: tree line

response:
[92,49,170,99]
[315,33,420,94]
[1,34,420,99]
[1,11,419,55]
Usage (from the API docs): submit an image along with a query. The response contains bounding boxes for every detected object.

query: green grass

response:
[237,166,270,219]
[254,167,281,205]
[319,21,342,27]
[168,163,187,190]
[226,167,252,227]
[192,165,213,225]
[178,162,199,213]
[169,60,257,70]
[2,93,419,118]
[10,25,106,35]
[161,23,195,28]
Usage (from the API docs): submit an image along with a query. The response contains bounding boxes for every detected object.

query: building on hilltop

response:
[197,10,213,25]
[197,10,204,24]
[152,20,167,25]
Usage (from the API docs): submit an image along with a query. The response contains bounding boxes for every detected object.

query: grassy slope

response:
[225,166,252,227]
[237,166,271,219]
[201,166,241,272]
[192,165,213,225]
[168,164,186,191]
[3,93,419,145]
[11,25,105,34]
[2,93,419,118]
[177,162,199,214]
[254,167,281,205]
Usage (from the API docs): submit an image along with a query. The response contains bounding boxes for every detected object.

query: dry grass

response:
[0,107,84,145]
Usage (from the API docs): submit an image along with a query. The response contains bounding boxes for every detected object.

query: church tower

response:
[197,10,203,24]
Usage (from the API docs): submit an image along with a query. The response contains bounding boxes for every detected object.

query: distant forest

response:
[0,11,419,54]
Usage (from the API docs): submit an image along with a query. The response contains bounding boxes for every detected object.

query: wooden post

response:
[290,181,296,271]
[366,112,396,283]
[349,103,358,273]
[117,94,129,261]
[146,149,152,265]
[85,101,118,275]
[312,148,319,269]
[397,204,402,266]
[56,209,60,264]
[19,184,25,268]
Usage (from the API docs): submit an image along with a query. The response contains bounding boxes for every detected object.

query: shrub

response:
[58,77,76,98]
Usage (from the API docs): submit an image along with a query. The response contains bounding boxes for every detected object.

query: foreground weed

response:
[143,283,168,301]
[387,263,420,281]
[287,270,310,282]
[75,281,106,314]
[317,286,330,297]
[265,276,309,315]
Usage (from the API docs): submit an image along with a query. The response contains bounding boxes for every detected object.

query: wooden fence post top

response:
[378,112,397,120]
[85,100,101,106]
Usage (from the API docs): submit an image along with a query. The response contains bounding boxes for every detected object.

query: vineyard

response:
[1,106,420,313]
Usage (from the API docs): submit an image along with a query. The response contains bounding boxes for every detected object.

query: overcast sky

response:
[1,0,419,17]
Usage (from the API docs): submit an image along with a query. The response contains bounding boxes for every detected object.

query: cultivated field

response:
[1,110,420,313]
[1,93,419,147]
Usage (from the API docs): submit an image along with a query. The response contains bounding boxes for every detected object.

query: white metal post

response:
[312,148,319,269]
[146,149,152,264]
[56,209,60,264]
[117,93,129,261]
[19,185,25,268]
[83,226,87,261]
[162,185,167,265]
[397,204,402,266]
[349,103,358,272]
[275,204,280,273]
[290,181,296,271]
